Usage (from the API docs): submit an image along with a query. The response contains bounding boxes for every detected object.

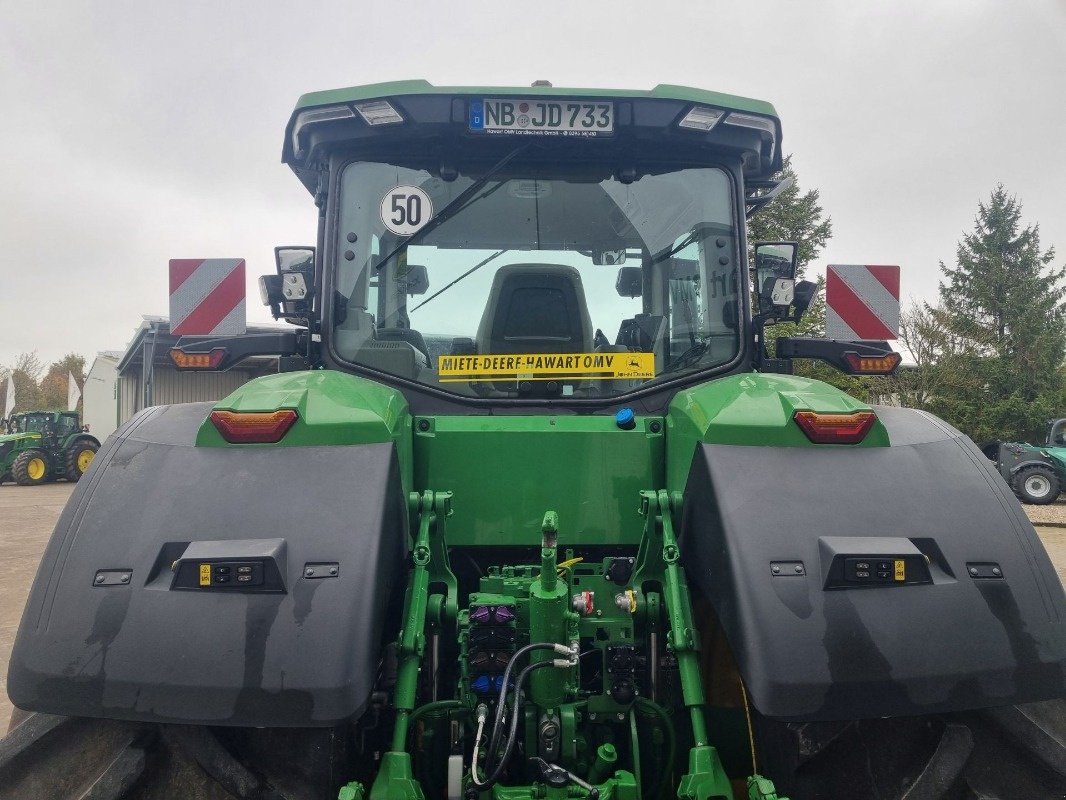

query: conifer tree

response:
[932,185,1064,442]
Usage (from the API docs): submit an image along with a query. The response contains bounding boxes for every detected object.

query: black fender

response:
[679,406,1066,721]
[7,402,407,727]
[1007,458,1059,478]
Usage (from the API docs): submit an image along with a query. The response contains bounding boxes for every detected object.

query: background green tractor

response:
[991,417,1066,504]
[4,82,1064,800]
[0,411,101,486]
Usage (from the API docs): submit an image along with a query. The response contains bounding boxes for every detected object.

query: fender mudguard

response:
[680,406,1066,721]
[7,402,407,727]
[999,445,1058,478]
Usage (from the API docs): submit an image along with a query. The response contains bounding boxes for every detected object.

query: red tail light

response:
[171,348,226,369]
[210,410,298,443]
[794,410,876,444]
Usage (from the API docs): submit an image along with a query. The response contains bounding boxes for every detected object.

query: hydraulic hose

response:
[408,699,468,730]
[634,697,677,800]
[407,699,470,749]
[485,642,570,765]
[470,660,557,793]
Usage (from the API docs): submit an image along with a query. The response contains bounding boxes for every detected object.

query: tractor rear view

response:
[3,82,1064,800]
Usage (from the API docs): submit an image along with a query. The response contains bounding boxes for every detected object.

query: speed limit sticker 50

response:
[381,185,433,236]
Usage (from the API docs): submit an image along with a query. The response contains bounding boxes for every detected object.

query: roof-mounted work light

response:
[678,105,725,131]
[291,105,355,156]
[354,100,403,126]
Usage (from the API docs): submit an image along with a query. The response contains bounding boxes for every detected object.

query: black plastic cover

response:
[680,406,1066,721]
[8,402,406,727]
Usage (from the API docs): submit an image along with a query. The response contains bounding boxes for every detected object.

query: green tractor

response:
[4,82,1065,800]
[991,418,1066,504]
[0,410,100,486]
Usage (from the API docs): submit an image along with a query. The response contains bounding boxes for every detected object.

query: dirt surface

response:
[0,482,1065,736]
[0,483,73,734]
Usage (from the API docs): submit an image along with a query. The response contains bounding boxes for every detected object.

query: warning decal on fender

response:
[437,352,655,382]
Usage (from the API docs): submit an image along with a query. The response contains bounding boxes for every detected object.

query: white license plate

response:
[471,99,613,136]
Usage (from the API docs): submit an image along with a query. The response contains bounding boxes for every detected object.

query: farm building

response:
[84,316,288,441]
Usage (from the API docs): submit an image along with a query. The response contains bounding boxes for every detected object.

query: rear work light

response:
[170,348,226,370]
[354,100,403,125]
[843,351,902,375]
[678,105,724,131]
[794,410,877,445]
[291,104,355,155]
[210,410,298,444]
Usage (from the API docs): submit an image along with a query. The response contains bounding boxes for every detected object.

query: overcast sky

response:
[2,0,1064,371]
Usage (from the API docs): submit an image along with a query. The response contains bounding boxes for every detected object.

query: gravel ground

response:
[1,482,1064,735]
[1019,498,1066,526]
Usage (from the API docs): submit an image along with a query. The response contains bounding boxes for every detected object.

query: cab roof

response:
[291,80,779,118]
[283,80,783,187]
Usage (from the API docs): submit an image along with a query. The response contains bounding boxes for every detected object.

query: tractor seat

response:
[378,327,432,365]
[476,263,594,356]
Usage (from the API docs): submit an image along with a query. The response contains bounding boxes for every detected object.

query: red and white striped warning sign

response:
[169,259,247,336]
[826,264,899,341]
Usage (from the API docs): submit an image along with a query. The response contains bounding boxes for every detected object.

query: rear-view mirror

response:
[275,246,315,274]
[615,266,642,298]
[397,263,429,296]
[593,249,627,266]
[753,241,798,316]
[262,245,316,322]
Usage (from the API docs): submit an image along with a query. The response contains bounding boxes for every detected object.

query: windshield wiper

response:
[662,338,710,374]
[374,144,532,272]
[649,229,700,266]
[410,250,506,312]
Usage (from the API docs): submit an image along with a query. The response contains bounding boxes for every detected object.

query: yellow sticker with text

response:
[438,352,655,382]
[199,563,212,587]
[894,559,906,582]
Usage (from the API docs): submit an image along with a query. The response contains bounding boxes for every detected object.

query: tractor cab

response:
[1048,418,1066,447]
[254,82,880,409]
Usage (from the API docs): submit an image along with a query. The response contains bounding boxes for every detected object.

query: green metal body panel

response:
[412,414,664,547]
[198,370,414,491]
[665,373,887,492]
[199,372,880,552]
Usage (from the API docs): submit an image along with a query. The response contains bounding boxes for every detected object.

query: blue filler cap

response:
[615,408,636,430]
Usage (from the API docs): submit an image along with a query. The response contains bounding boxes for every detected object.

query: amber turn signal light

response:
[794,410,876,444]
[209,410,298,444]
[170,348,226,369]
[843,351,901,375]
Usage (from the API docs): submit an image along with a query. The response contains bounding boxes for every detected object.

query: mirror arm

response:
[745,177,795,219]
[173,332,308,371]
[775,337,900,375]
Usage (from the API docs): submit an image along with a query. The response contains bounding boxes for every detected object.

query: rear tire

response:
[12,451,48,486]
[1012,465,1060,504]
[754,700,1066,799]
[65,440,99,481]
